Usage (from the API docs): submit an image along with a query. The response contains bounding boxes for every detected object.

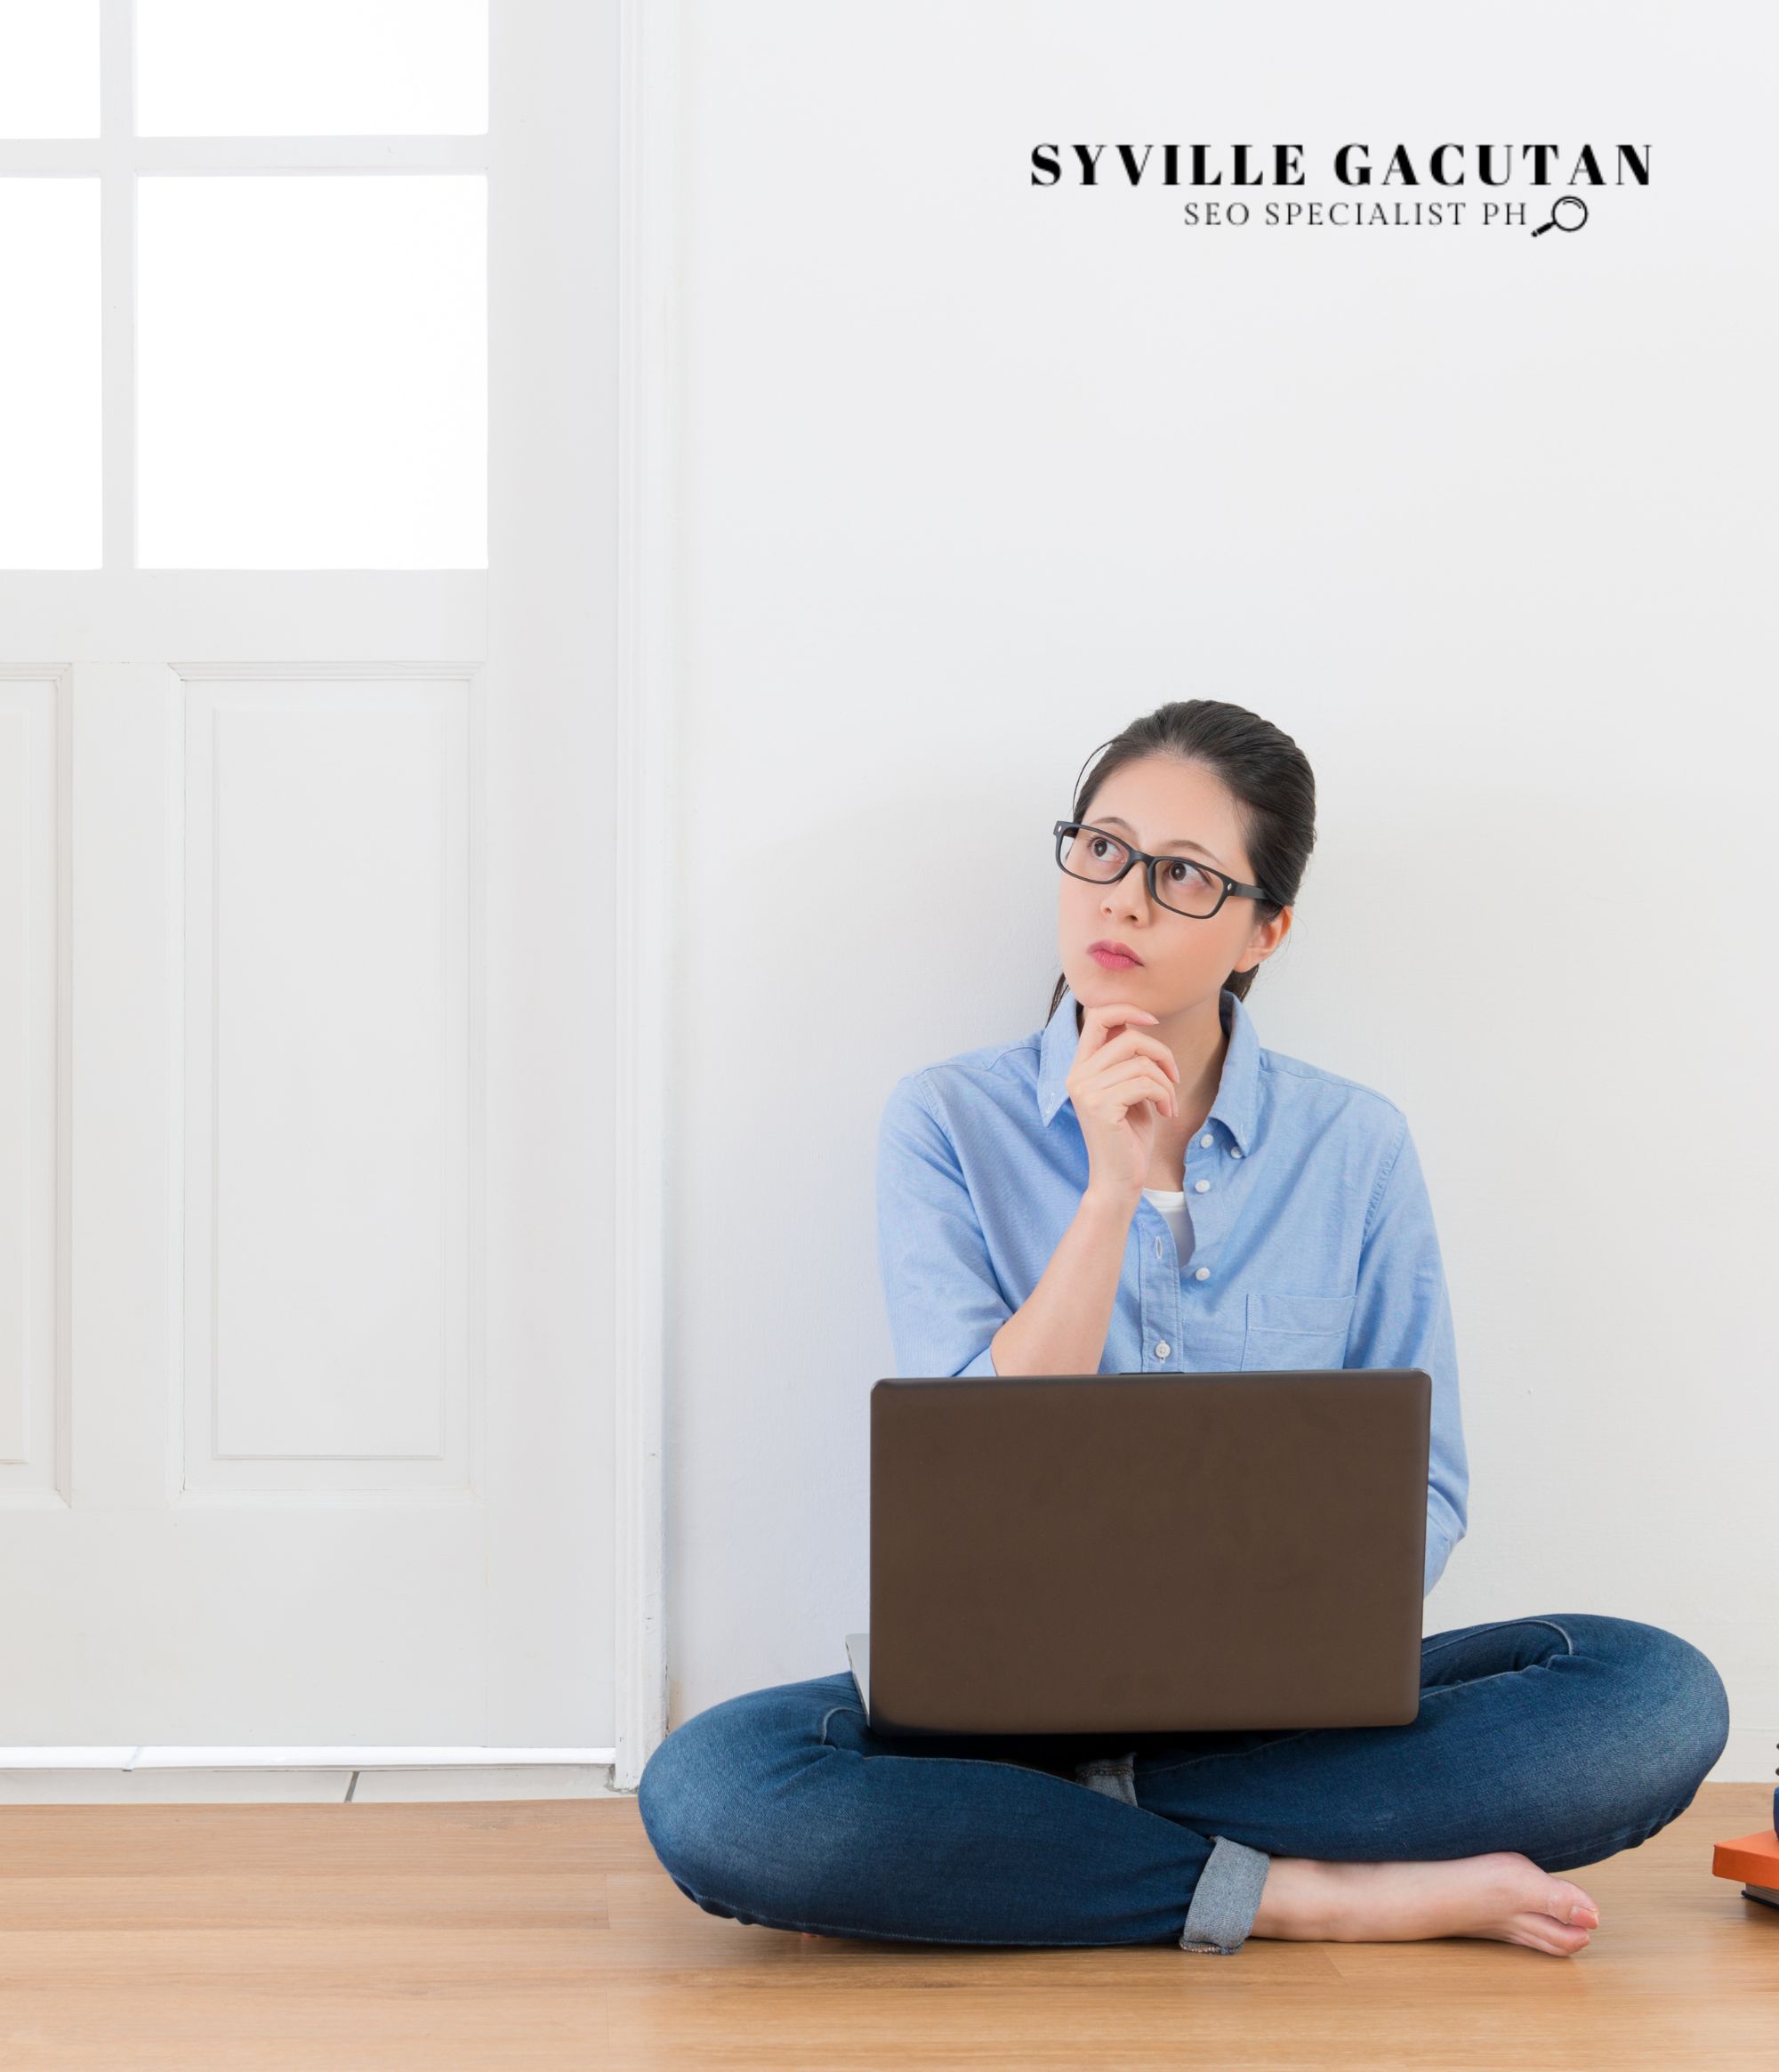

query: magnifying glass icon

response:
[1532,196,1590,237]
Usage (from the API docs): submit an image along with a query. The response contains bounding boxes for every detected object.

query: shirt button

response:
[1193,1179,1210,1193]
[1194,1267,1210,1280]
[1155,1341,1171,1358]
[1198,1133,1212,1149]
[1229,1148,1243,1158]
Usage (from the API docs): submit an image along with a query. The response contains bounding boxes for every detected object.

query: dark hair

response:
[1047,698,1316,1028]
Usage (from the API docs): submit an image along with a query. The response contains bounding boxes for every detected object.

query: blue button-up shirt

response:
[876,983,1469,1596]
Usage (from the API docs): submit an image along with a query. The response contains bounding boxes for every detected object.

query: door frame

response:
[610,0,680,1792]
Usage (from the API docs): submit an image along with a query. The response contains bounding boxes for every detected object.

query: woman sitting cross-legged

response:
[639,697,1729,1957]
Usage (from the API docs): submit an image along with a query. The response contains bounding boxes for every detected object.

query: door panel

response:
[184,679,471,1493]
[0,0,617,1752]
[0,678,57,1491]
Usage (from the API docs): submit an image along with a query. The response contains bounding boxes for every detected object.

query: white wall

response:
[662,0,1778,1778]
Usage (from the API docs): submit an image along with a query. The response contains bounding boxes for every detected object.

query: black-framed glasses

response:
[1054,819,1275,920]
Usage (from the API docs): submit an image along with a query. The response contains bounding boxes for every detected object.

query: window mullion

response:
[134,137,488,173]
[98,0,134,574]
[0,141,101,173]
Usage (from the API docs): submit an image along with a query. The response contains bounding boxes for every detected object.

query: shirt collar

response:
[1036,982,1260,1156]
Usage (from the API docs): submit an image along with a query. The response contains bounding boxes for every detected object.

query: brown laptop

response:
[846,1368,1430,1737]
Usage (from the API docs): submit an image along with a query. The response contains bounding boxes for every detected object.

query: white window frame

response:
[0,0,488,651]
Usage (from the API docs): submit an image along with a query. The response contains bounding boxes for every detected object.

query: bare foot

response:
[1252,1850,1602,1956]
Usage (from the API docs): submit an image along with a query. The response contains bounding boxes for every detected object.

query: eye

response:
[1088,836,1115,860]
[1167,859,1211,887]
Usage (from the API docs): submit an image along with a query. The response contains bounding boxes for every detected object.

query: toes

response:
[1517,1913,1593,1955]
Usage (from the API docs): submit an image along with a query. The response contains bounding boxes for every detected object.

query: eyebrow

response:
[1089,815,1226,869]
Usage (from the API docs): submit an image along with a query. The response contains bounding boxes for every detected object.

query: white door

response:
[0,0,624,1758]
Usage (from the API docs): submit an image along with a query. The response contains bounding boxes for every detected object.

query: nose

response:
[1105,868,1153,921]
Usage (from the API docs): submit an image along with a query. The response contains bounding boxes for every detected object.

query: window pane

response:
[0,1,99,138]
[137,175,486,568]
[136,0,486,135]
[0,181,101,568]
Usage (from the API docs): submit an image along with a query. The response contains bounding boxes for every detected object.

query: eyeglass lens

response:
[1058,825,1223,916]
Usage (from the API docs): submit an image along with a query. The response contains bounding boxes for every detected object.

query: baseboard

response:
[0,1746,619,1770]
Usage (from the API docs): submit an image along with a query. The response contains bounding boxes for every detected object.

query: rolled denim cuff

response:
[1179,1834,1271,1955]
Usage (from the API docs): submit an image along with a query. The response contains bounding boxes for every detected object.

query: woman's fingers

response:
[1075,1004,1157,1061]
[1088,1067,1176,1120]
[1090,1033,1179,1083]
[1073,1020,1181,1091]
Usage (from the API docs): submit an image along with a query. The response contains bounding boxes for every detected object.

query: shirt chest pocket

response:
[1240,1289,1356,1371]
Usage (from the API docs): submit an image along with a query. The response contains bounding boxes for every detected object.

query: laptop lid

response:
[858,1368,1429,1737]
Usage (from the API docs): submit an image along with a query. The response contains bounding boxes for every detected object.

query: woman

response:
[638,697,1728,1957]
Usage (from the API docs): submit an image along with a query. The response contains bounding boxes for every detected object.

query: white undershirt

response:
[1141,1184,1193,1260]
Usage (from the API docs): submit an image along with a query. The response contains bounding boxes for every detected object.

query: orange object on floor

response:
[1712,1826,1779,1904]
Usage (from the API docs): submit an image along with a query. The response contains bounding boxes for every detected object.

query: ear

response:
[1240,905,1292,971]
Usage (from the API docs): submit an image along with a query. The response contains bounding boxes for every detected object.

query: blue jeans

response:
[637,1612,1730,1954]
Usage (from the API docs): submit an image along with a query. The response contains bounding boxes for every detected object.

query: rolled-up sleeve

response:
[876,1071,1010,1379]
[1348,1109,1470,1597]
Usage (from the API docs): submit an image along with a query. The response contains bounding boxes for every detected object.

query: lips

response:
[1089,939,1143,969]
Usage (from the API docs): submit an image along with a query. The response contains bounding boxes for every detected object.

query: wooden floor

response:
[0,1783,1772,2068]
